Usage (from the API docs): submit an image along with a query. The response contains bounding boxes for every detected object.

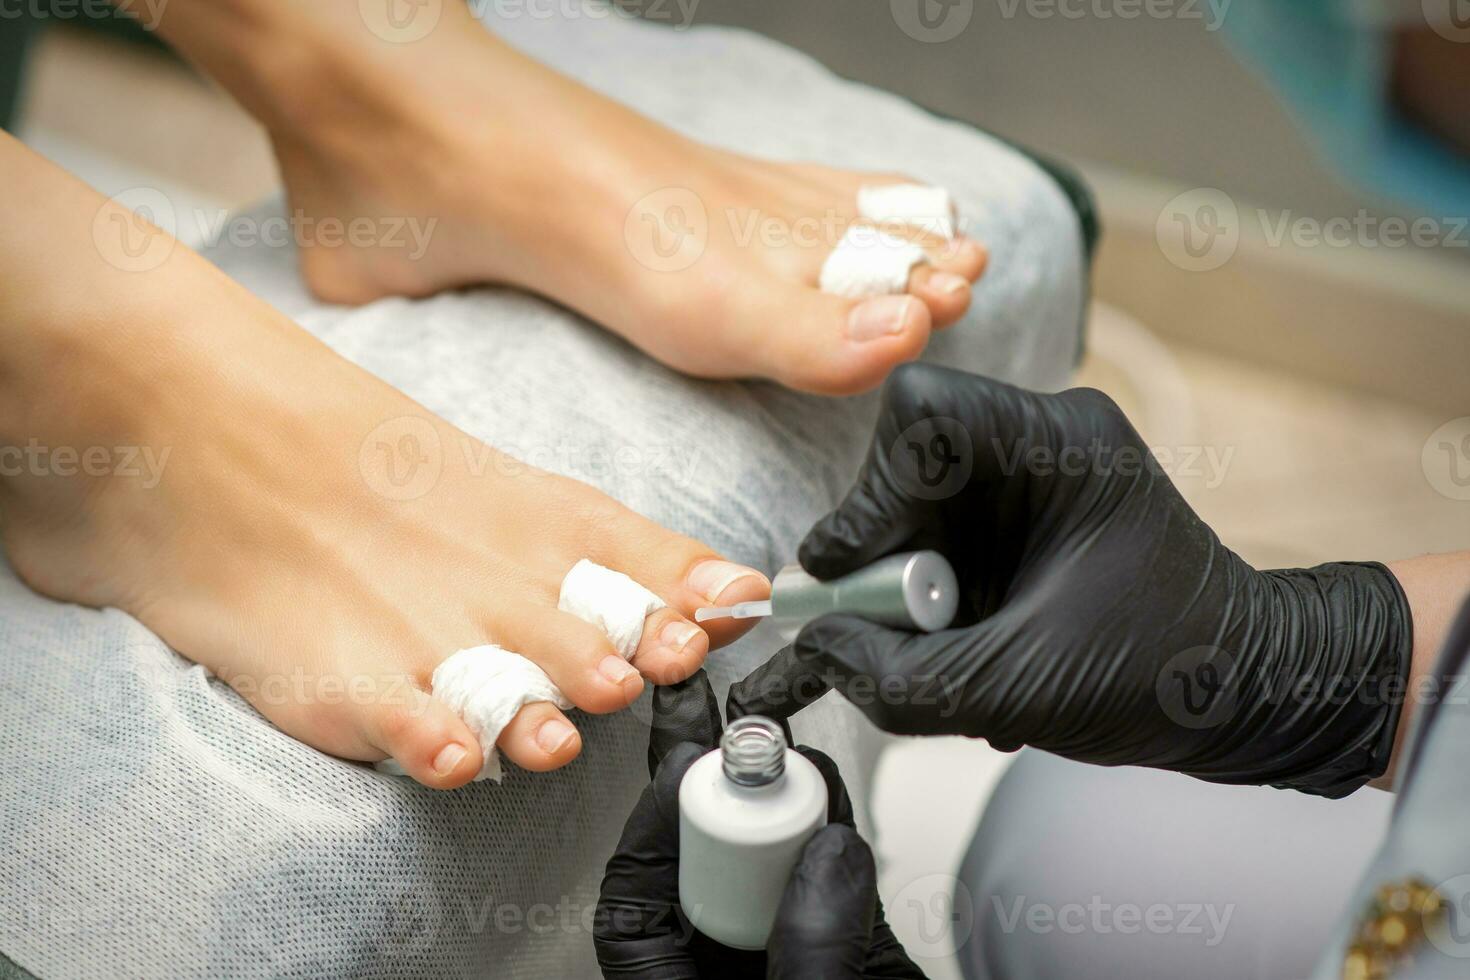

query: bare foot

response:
[0,227,768,790]
[162,1,988,396]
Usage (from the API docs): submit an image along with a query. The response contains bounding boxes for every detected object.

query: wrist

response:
[1373,552,1470,788]
[1229,562,1412,797]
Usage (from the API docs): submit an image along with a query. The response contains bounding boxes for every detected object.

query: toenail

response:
[598,655,638,685]
[535,719,579,755]
[687,559,765,603]
[846,296,914,342]
[659,620,702,655]
[932,272,969,294]
[432,742,468,777]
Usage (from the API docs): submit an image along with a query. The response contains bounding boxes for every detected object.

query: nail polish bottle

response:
[678,715,827,950]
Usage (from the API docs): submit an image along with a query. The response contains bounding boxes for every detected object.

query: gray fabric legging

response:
[959,750,1393,980]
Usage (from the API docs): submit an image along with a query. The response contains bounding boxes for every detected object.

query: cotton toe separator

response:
[819,184,958,299]
[377,560,665,782]
[819,227,930,299]
[857,184,956,240]
[556,559,666,660]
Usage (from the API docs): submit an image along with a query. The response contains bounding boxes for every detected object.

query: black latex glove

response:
[733,363,1412,798]
[593,672,925,979]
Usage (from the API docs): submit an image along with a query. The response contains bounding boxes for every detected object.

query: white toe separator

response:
[375,645,571,783]
[857,184,957,241]
[819,226,929,299]
[376,559,666,783]
[557,559,666,660]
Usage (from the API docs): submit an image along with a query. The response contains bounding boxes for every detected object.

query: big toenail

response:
[598,655,638,684]
[660,620,701,655]
[432,743,468,776]
[536,719,579,755]
[846,296,913,342]
[932,272,968,294]
[687,560,765,602]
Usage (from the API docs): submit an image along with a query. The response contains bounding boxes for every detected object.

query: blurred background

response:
[4,3,1467,976]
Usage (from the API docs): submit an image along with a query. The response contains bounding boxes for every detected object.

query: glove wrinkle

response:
[728,644,834,737]
[792,746,855,826]
[648,672,723,777]
[596,742,706,978]
[767,825,877,980]
[862,902,929,980]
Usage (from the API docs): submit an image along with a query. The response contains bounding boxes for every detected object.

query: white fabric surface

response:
[817,226,930,299]
[0,7,1086,979]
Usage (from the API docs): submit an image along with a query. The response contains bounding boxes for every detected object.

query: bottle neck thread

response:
[721,716,786,787]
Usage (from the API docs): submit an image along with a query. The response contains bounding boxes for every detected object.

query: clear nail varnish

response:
[678,716,827,950]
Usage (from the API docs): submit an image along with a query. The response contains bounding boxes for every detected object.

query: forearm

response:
[1372,551,1470,789]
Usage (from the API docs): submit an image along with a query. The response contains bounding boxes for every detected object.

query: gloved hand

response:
[733,363,1412,797]
[593,671,925,979]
